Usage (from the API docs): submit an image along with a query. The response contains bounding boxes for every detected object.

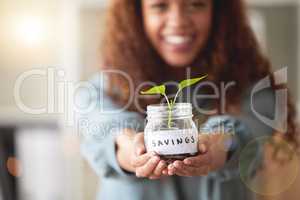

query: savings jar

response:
[144,103,198,161]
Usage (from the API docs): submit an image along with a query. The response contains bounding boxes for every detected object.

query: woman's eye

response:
[188,1,207,9]
[150,2,168,11]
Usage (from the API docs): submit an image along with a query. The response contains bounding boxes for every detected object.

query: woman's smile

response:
[162,34,195,52]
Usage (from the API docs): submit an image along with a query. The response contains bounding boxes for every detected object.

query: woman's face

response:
[142,0,213,67]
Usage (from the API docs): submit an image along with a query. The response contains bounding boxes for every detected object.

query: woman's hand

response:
[116,129,168,179]
[166,134,229,177]
[131,132,168,179]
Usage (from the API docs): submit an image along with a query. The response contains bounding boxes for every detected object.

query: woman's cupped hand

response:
[116,129,229,179]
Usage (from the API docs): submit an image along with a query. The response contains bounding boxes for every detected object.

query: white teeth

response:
[164,35,192,45]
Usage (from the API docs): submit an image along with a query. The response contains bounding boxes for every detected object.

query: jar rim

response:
[146,103,193,119]
[147,103,191,110]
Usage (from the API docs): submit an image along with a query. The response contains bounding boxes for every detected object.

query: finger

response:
[173,160,193,176]
[173,161,209,176]
[153,160,167,176]
[198,135,210,153]
[132,151,156,167]
[133,132,146,156]
[167,164,176,176]
[162,170,167,175]
[183,153,210,167]
[136,156,160,178]
[174,165,195,177]
[170,161,192,176]
[173,160,184,168]
[199,143,208,154]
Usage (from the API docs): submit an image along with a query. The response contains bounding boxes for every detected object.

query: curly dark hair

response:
[101,0,298,148]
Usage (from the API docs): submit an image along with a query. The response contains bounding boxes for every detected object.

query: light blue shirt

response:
[78,73,275,200]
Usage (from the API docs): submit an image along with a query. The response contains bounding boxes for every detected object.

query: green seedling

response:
[141,75,207,128]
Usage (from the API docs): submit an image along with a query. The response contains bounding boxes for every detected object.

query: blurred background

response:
[0,0,299,200]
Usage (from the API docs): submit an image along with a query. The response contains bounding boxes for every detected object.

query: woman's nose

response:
[166,7,190,29]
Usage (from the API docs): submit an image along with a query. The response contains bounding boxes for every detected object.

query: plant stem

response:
[167,110,172,128]
[167,89,181,128]
[162,93,171,109]
[163,93,172,128]
[173,88,181,106]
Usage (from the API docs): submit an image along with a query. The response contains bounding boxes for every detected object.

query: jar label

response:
[145,129,198,155]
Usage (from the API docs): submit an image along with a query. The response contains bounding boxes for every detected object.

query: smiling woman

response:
[79,0,299,200]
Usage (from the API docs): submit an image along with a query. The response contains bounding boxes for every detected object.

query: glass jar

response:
[144,103,198,162]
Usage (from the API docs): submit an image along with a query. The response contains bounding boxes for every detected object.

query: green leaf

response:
[178,75,207,90]
[140,85,166,95]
